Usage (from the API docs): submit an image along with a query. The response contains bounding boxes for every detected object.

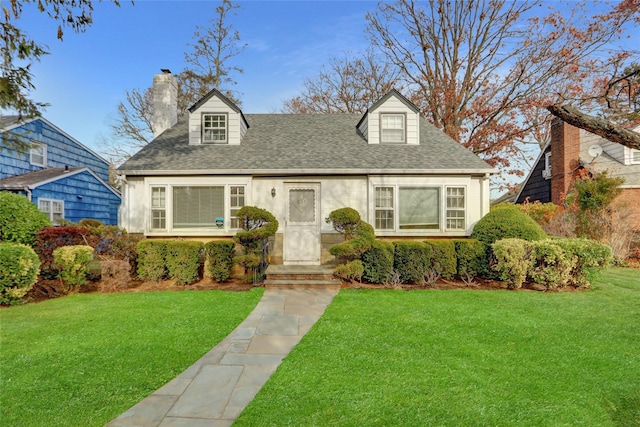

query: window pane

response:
[152,210,166,229]
[173,186,224,228]
[399,187,439,229]
[633,150,640,163]
[289,189,315,223]
[230,186,245,229]
[30,144,45,166]
[151,187,165,208]
[375,210,394,230]
[381,114,405,143]
[39,200,51,213]
[446,187,465,230]
[203,114,227,143]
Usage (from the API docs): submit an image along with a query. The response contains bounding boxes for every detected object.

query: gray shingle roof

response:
[0,167,83,190]
[119,114,494,175]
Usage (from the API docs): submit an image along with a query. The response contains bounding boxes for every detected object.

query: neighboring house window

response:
[202,113,227,143]
[632,149,640,164]
[446,187,465,230]
[38,199,63,223]
[173,186,224,228]
[375,186,394,230]
[399,187,440,230]
[150,186,166,230]
[542,152,552,179]
[230,185,245,229]
[30,143,47,167]
[380,113,405,144]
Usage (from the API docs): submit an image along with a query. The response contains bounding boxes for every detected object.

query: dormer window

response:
[203,113,227,143]
[380,113,405,144]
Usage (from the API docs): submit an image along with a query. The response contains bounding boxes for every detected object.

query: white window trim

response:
[631,149,640,165]
[146,182,248,234]
[542,152,552,179]
[380,112,406,144]
[371,182,468,234]
[229,185,246,230]
[38,198,64,223]
[445,186,466,231]
[150,186,167,230]
[202,112,228,144]
[29,142,47,167]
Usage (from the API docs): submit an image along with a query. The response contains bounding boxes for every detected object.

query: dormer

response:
[187,89,249,146]
[357,89,421,145]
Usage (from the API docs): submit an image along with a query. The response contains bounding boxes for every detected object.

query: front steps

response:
[263,265,342,290]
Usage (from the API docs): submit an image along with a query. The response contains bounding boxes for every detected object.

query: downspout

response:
[25,187,32,202]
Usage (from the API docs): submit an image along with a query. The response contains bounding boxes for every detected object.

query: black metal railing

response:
[252,238,270,286]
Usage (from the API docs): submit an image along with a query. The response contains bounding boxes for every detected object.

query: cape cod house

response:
[1,116,121,225]
[516,119,640,229]
[117,71,495,265]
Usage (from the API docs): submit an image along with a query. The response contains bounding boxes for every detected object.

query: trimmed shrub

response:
[99,260,131,293]
[234,206,279,250]
[553,238,614,287]
[454,239,488,284]
[34,226,95,278]
[335,260,364,282]
[393,241,430,284]
[425,239,457,280]
[166,241,202,285]
[0,242,40,305]
[326,207,361,240]
[92,225,141,266]
[137,240,170,281]
[204,240,235,282]
[330,221,375,261]
[53,245,94,288]
[471,205,546,245]
[491,238,534,289]
[0,191,51,246]
[529,240,576,290]
[362,240,395,284]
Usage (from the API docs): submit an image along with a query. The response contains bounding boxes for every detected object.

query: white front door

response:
[284,183,321,265]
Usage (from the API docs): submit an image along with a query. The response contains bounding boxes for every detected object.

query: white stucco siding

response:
[120,177,145,232]
[252,176,368,234]
[368,96,420,145]
[188,97,242,145]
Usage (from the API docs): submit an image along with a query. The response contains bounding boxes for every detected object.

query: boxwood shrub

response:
[553,238,613,287]
[165,241,203,285]
[471,205,546,245]
[491,238,534,289]
[362,240,395,284]
[0,242,40,305]
[454,239,488,284]
[136,240,170,281]
[425,239,457,280]
[204,240,235,282]
[0,192,51,246]
[53,245,94,288]
[393,241,430,284]
[335,260,364,282]
[529,240,575,290]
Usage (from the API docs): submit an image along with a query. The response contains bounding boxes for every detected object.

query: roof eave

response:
[118,168,497,176]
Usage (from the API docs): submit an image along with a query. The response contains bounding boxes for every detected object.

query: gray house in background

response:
[118,71,495,265]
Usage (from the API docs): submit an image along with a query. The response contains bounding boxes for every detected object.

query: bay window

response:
[173,186,224,228]
[399,187,440,229]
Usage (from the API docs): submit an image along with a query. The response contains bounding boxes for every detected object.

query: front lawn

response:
[236,269,640,426]
[0,289,264,427]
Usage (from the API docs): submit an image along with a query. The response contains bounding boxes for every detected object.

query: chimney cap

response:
[160,69,171,74]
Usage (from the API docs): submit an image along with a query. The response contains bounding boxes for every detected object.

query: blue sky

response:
[14,0,375,153]
[8,0,639,162]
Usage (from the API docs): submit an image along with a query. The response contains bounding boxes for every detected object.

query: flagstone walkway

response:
[106,288,339,427]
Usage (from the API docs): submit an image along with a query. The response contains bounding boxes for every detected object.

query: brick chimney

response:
[152,69,178,138]
[550,118,581,205]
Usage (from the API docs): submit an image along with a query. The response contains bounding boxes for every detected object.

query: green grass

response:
[0,289,263,427]
[236,269,640,426]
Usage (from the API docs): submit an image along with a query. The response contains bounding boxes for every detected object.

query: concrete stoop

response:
[263,265,342,290]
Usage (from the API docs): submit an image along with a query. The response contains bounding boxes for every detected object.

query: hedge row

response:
[136,240,235,285]
[492,237,613,289]
[355,237,612,288]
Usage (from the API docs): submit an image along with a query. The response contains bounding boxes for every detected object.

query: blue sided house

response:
[0,115,121,225]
